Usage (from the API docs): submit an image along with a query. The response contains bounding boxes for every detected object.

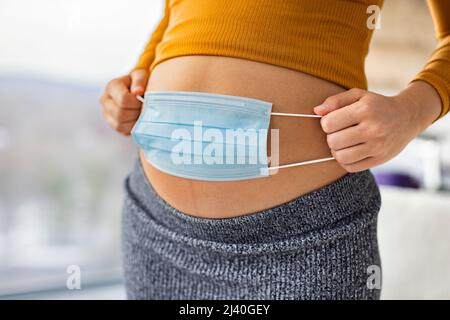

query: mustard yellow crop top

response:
[134,0,450,119]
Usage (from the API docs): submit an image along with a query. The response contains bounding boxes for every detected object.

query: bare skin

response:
[101,55,441,218]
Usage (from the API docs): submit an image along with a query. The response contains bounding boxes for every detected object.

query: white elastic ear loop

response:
[136,95,145,103]
[267,111,335,171]
[271,112,322,118]
[267,157,335,171]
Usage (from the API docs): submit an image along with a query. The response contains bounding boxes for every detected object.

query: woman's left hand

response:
[313,85,440,173]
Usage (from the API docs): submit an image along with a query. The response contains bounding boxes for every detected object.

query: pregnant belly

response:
[140,55,348,218]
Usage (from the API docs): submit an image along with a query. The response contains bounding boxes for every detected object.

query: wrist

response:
[395,81,442,135]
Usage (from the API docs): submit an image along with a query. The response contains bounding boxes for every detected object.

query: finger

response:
[326,123,368,150]
[314,88,366,116]
[320,101,362,133]
[107,78,141,110]
[115,121,135,136]
[99,91,109,104]
[101,104,119,130]
[340,156,382,173]
[102,105,136,136]
[103,98,141,122]
[130,69,149,96]
[331,143,374,165]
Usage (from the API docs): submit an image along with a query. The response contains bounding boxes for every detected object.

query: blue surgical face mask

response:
[131,91,334,181]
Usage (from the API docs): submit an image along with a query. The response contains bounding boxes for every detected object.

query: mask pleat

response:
[131,91,273,181]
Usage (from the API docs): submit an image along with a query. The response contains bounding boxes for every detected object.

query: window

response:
[0,0,163,298]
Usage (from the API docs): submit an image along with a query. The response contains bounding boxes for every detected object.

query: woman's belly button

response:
[139,56,348,218]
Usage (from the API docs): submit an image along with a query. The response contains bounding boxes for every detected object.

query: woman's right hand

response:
[100,69,149,136]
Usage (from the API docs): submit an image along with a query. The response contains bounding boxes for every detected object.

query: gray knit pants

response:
[122,159,382,300]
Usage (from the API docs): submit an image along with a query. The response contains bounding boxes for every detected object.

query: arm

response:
[133,0,170,72]
[314,1,450,172]
[411,0,450,121]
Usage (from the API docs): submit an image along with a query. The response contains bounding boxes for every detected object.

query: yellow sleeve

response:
[133,0,170,72]
[411,0,450,120]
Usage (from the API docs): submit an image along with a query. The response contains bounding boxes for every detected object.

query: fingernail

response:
[131,86,142,92]
[314,104,328,112]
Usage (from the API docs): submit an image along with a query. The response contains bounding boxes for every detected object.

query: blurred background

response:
[0,0,449,299]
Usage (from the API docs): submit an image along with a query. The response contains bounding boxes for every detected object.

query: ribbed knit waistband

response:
[124,157,381,245]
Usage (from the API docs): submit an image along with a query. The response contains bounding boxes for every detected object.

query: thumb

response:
[130,69,149,96]
[313,88,366,116]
